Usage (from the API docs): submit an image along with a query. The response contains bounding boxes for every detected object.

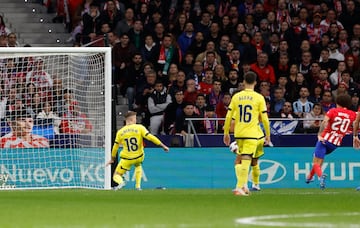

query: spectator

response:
[0,110,49,148]
[181,52,195,76]
[187,32,206,58]
[271,101,296,119]
[168,70,186,101]
[293,86,314,118]
[140,34,158,63]
[338,29,350,55]
[0,35,7,47]
[206,22,221,45]
[186,60,204,89]
[36,101,61,134]
[183,79,198,105]
[195,41,221,65]
[319,48,338,75]
[106,31,120,48]
[100,0,122,31]
[274,53,290,78]
[112,33,136,97]
[154,34,180,79]
[271,87,286,113]
[217,35,231,63]
[134,69,156,121]
[114,8,134,37]
[309,85,324,104]
[219,12,231,27]
[7,33,20,47]
[340,70,358,95]
[163,90,184,135]
[174,102,201,136]
[303,103,324,133]
[313,69,331,92]
[194,93,206,117]
[136,3,150,26]
[250,52,276,85]
[215,92,231,133]
[60,100,93,134]
[81,2,103,45]
[320,9,344,34]
[298,51,313,82]
[195,11,211,38]
[25,57,53,99]
[167,64,179,86]
[0,15,11,36]
[147,80,172,135]
[309,61,321,83]
[203,105,217,134]
[198,69,214,96]
[128,19,145,50]
[345,38,360,70]
[231,23,246,46]
[26,92,42,118]
[329,61,347,89]
[332,82,349,101]
[170,13,187,37]
[222,69,240,96]
[237,32,257,63]
[151,22,165,45]
[338,0,360,36]
[224,49,241,74]
[206,79,224,109]
[320,90,336,112]
[125,53,143,111]
[177,22,195,57]
[213,64,228,84]
[350,92,359,111]
[307,12,322,46]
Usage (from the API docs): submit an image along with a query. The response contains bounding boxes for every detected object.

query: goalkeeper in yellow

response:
[106,111,169,190]
[223,71,270,196]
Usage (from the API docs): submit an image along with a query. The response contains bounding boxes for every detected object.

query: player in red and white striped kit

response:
[0,110,49,148]
[306,94,356,189]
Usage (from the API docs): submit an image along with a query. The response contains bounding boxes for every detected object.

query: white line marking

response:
[235,212,360,227]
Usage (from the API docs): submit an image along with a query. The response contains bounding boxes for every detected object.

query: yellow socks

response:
[237,159,251,189]
[135,165,142,189]
[252,164,260,185]
[113,173,124,185]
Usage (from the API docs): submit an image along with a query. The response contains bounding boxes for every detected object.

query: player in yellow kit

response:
[223,71,270,196]
[106,111,169,190]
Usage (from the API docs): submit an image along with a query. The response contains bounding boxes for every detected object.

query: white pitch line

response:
[235,212,360,227]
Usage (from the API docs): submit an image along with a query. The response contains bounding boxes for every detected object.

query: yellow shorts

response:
[236,138,264,158]
[115,154,144,175]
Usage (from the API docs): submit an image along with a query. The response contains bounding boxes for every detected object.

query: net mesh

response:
[0,51,108,189]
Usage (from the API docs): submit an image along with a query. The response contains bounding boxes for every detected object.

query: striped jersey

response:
[0,133,50,148]
[321,107,356,146]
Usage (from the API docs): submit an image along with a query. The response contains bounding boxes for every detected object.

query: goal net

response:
[0,48,112,189]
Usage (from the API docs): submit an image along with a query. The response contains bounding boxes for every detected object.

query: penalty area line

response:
[235,212,360,227]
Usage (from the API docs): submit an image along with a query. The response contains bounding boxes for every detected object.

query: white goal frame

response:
[0,47,112,190]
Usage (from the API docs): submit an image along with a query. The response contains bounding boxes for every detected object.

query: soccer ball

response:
[229,141,238,154]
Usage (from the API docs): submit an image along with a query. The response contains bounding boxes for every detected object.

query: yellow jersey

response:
[224,89,270,139]
[111,124,162,159]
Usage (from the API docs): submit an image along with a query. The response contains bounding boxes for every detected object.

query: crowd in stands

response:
[3,0,360,136]
[0,56,93,138]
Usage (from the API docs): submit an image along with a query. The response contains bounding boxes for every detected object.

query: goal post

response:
[0,47,112,190]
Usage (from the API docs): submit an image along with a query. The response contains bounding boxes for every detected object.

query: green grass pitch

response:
[1,188,360,227]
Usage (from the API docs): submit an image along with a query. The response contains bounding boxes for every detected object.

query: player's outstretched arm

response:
[159,143,169,152]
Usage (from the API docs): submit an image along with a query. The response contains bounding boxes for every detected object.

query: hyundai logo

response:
[258,159,287,184]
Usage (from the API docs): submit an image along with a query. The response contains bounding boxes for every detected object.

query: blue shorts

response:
[313,140,338,159]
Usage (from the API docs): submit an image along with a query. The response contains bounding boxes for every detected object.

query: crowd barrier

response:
[123,147,360,189]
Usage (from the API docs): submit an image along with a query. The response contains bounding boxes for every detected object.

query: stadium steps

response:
[0,0,71,47]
